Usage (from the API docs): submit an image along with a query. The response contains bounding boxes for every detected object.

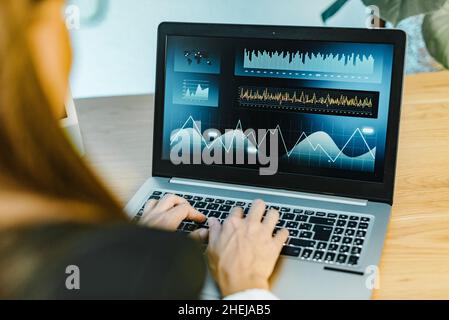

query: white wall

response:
[70,0,368,98]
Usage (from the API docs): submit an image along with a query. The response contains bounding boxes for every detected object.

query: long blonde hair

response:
[0,0,126,224]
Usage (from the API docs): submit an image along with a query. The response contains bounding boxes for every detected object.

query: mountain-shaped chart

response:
[169,116,376,171]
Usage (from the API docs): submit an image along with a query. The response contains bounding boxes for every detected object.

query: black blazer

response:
[1,223,206,299]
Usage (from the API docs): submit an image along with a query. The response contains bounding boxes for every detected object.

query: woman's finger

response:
[167,203,206,224]
[190,228,209,243]
[229,206,244,219]
[208,218,222,247]
[274,228,289,248]
[246,199,266,223]
[153,193,187,212]
[143,199,158,213]
[263,209,280,230]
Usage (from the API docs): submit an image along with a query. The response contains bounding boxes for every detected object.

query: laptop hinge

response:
[169,178,368,206]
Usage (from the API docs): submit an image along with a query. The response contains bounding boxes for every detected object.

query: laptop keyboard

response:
[133,191,373,267]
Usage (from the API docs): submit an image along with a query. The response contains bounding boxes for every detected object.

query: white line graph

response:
[170,116,375,163]
[243,49,375,75]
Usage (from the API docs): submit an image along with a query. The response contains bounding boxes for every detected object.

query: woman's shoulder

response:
[0,222,206,299]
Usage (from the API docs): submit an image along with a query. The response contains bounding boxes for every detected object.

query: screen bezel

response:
[152,22,406,204]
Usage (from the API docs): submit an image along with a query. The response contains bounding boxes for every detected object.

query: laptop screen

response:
[161,35,394,182]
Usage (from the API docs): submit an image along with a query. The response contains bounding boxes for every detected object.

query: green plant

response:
[322,0,449,69]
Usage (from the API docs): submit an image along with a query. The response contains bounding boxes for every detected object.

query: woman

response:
[0,0,288,299]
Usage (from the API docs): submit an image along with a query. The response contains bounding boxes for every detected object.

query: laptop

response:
[125,22,406,299]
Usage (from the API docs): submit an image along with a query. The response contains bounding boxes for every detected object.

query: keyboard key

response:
[219,205,232,212]
[293,209,304,214]
[199,209,209,215]
[236,201,246,206]
[193,196,203,201]
[281,207,291,212]
[351,247,362,255]
[309,217,336,226]
[305,210,315,215]
[286,221,299,229]
[296,215,308,222]
[324,252,336,263]
[281,246,301,257]
[183,195,193,200]
[152,191,163,195]
[183,223,198,232]
[301,249,313,259]
[347,221,358,228]
[299,223,312,230]
[361,217,371,222]
[195,220,209,229]
[204,198,214,202]
[339,245,350,253]
[175,193,183,197]
[337,220,346,227]
[290,239,316,248]
[354,238,364,246]
[339,215,348,219]
[220,212,229,219]
[342,237,353,244]
[334,227,344,235]
[312,225,332,241]
[328,244,339,251]
[270,206,280,210]
[350,216,359,221]
[316,212,326,217]
[336,254,348,264]
[327,213,338,218]
[208,211,221,218]
[225,200,235,205]
[317,242,327,250]
[331,235,342,243]
[276,219,286,227]
[177,222,185,230]
[348,255,359,265]
[206,203,219,210]
[356,230,366,238]
[359,222,369,229]
[345,229,355,236]
[215,199,225,204]
[243,208,250,215]
[313,250,325,261]
[148,195,160,200]
[289,229,299,237]
[187,200,196,206]
[299,231,313,239]
[282,213,295,220]
[194,202,207,209]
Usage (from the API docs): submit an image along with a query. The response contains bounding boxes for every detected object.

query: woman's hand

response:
[140,194,207,233]
[207,199,289,297]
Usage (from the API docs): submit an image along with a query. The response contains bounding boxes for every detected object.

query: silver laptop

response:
[125,22,406,299]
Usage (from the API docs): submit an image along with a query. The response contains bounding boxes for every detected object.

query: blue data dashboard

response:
[162,35,394,182]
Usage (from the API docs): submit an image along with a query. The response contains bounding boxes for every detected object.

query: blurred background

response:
[67,0,444,99]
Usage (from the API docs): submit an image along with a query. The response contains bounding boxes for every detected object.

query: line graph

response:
[173,78,219,107]
[238,86,378,118]
[169,116,376,166]
[182,80,209,101]
[243,49,375,75]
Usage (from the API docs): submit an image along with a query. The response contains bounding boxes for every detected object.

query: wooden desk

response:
[75,71,449,299]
